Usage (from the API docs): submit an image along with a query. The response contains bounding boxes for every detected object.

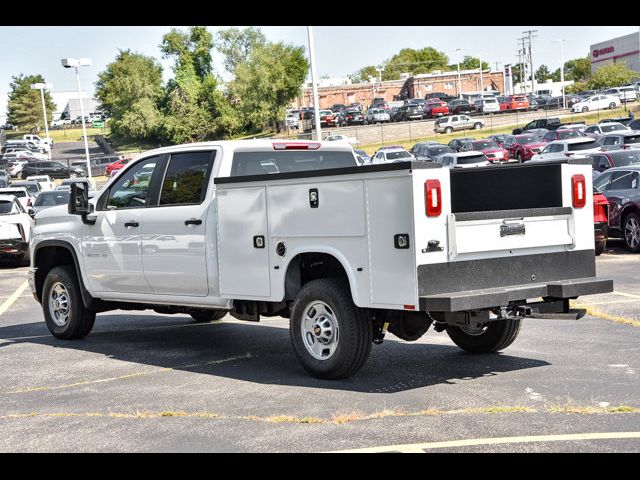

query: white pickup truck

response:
[29,140,612,378]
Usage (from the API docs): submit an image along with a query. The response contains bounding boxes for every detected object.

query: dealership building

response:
[590,31,640,74]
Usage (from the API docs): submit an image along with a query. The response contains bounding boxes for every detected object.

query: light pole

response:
[454,48,462,99]
[30,82,52,160]
[478,53,484,96]
[61,57,92,179]
[552,39,566,109]
[306,27,322,141]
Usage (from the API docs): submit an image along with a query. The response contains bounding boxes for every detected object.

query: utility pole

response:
[517,37,528,93]
[523,29,538,96]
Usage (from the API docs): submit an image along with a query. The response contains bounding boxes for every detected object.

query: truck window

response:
[231,150,357,177]
[608,171,639,191]
[159,151,215,205]
[105,156,159,210]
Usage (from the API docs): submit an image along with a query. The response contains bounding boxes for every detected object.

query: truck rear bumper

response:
[420,277,613,312]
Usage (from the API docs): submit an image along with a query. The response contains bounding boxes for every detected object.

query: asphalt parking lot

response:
[0,241,639,452]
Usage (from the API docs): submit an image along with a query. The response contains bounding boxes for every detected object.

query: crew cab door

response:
[140,150,216,296]
[81,156,161,294]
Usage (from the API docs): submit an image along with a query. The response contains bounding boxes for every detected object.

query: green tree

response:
[7,74,55,131]
[589,62,638,90]
[227,40,309,134]
[564,56,592,82]
[382,47,449,80]
[95,50,164,140]
[352,65,378,83]
[535,64,552,83]
[215,27,266,74]
[458,56,489,71]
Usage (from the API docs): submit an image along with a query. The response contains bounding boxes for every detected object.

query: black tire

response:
[516,152,523,163]
[582,106,589,113]
[42,265,96,339]
[446,319,521,354]
[595,239,606,256]
[445,127,453,134]
[474,122,482,130]
[290,278,372,379]
[622,212,640,253]
[609,102,616,109]
[190,310,228,322]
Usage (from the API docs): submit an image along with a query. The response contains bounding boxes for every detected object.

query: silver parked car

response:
[434,115,484,134]
[365,108,390,124]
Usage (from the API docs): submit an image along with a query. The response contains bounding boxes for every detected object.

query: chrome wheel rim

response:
[459,324,488,336]
[49,282,70,327]
[301,301,339,360]
[625,217,640,250]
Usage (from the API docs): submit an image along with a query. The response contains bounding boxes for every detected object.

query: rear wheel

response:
[595,239,606,256]
[582,106,589,113]
[474,122,482,130]
[190,310,228,322]
[290,279,372,379]
[609,102,616,109]
[42,265,96,339]
[446,319,521,353]
[445,127,453,134]
[623,212,640,253]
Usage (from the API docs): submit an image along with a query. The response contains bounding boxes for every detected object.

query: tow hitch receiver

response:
[514,299,586,321]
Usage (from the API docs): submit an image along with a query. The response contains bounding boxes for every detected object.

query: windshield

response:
[557,130,583,139]
[624,135,640,145]
[0,189,26,198]
[386,151,412,160]
[15,183,38,194]
[600,124,626,133]
[516,136,538,145]
[427,146,454,157]
[34,191,70,206]
[457,155,486,165]
[472,140,499,149]
[0,200,18,214]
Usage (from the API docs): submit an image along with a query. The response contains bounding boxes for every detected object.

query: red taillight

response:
[272,142,321,150]
[593,194,609,223]
[572,174,586,208]
[425,179,442,217]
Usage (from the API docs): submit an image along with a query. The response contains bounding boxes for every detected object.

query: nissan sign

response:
[593,46,615,58]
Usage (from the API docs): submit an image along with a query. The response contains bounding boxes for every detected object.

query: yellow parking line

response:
[0,281,29,317]
[612,291,640,300]
[331,431,640,453]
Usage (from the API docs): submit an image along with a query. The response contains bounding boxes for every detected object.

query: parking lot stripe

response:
[330,431,640,453]
[0,281,28,317]
[577,304,640,328]
[612,291,640,300]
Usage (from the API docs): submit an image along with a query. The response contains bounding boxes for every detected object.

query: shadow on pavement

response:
[0,314,549,393]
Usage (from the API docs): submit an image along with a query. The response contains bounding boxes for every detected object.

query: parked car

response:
[539,97,565,110]
[0,187,33,209]
[365,108,390,124]
[584,122,630,136]
[347,102,363,111]
[603,86,638,103]
[32,190,71,215]
[436,151,490,168]
[399,103,425,122]
[0,194,34,265]
[389,106,404,122]
[26,175,55,191]
[448,99,476,115]
[352,149,370,165]
[593,190,609,255]
[629,119,640,131]
[530,138,603,162]
[5,160,29,178]
[434,115,484,134]
[106,157,131,176]
[339,109,365,126]
[371,147,414,164]
[512,118,563,135]
[599,131,640,151]
[423,99,449,118]
[10,180,41,198]
[502,134,547,162]
[324,134,359,146]
[507,95,529,110]
[21,160,87,179]
[588,150,640,173]
[410,143,455,162]
[571,94,620,113]
[460,139,510,163]
[23,134,53,149]
[447,137,475,152]
[593,165,640,252]
[487,134,509,147]
[474,97,500,114]
[319,109,339,128]
[330,104,346,113]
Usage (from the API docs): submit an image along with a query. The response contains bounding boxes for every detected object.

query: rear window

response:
[0,200,18,214]
[457,154,486,165]
[517,136,538,145]
[624,135,640,145]
[231,150,357,177]
[34,191,70,206]
[568,141,598,151]
[427,146,454,157]
[472,140,499,149]
[386,151,412,160]
[14,183,39,194]
[600,124,625,133]
[557,130,582,139]
[513,96,527,101]
[0,189,26,197]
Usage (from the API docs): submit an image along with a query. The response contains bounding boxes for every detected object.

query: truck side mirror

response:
[68,182,90,215]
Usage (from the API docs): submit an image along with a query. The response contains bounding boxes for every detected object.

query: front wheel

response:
[190,310,228,322]
[595,239,606,256]
[445,127,453,134]
[582,106,589,113]
[623,212,640,253]
[42,265,96,339]
[609,102,616,109]
[446,318,521,353]
[474,122,482,130]
[290,279,372,379]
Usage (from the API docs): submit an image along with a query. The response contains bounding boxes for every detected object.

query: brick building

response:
[295,70,506,109]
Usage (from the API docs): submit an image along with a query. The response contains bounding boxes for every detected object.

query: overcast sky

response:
[0,26,638,95]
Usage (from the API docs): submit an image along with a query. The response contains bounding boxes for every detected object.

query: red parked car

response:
[105,157,131,176]
[593,189,609,255]
[423,99,449,118]
[507,95,530,110]
[502,134,547,162]
[460,139,510,163]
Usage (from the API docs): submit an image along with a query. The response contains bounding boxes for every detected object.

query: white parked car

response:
[6,160,29,178]
[475,97,500,114]
[0,186,35,210]
[436,151,490,168]
[583,122,630,136]
[365,108,391,124]
[324,134,359,146]
[604,86,638,103]
[530,138,603,162]
[371,147,414,163]
[0,194,33,264]
[23,134,52,151]
[571,94,620,113]
[26,175,56,191]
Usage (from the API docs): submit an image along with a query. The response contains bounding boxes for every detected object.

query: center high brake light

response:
[425,179,442,217]
[572,174,586,208]
[272,142,321,150]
